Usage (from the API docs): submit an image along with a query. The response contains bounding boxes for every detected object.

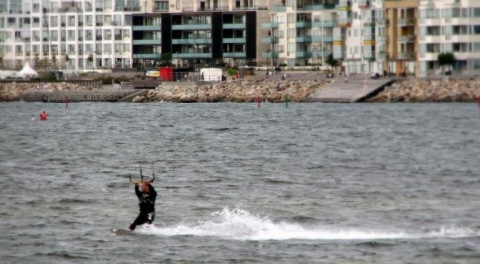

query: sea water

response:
[0,102,479,263]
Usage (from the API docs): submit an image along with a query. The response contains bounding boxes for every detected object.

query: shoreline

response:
[1,77,479,103]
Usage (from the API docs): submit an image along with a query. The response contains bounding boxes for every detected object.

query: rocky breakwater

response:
[367,78,480,102]
[132,79,330,103]
[0,82,99,102]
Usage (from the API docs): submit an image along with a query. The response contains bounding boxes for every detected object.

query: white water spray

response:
[137,207,480,241]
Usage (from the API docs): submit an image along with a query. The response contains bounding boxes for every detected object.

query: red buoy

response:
[40,111,48,120]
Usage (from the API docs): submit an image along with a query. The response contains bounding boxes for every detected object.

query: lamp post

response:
[267,29,276,74]
[321,15,324,68]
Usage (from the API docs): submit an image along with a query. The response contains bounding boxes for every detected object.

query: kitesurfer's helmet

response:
[141,183,149,193]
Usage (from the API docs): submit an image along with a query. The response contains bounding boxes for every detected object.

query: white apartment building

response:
[262,0,338,67]
[334,0,385,75]
[418,0,480,77]
[0,0,141,71]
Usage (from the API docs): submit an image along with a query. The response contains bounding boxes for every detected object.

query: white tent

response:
[17,62,38,78]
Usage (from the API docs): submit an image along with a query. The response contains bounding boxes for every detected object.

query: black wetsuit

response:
[129,184,157,231]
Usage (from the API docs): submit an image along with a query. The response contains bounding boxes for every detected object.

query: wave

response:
[135,207,480,241]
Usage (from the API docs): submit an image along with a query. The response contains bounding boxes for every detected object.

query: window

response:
[287,14,295,23]
[473,59,480,69]
[287,43,295,52]
[104,29,112,40]
[474,8,480,17]
[8,18,16,27]
[154,1,168,11]
[287,28,295,38]
[473,43,480,52]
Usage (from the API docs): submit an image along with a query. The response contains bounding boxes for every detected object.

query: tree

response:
[65,54,70,71]
[159,52,172,67]
[88,53,94,68]
[52,53,57,69]
[88,53,93,63]
[438,52,455,73]
[325,53,338,72]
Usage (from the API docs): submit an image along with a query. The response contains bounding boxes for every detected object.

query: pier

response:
[21,89,145,103]
[308,75,395,103]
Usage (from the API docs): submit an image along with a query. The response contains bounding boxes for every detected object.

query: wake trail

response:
[134,208,480,241]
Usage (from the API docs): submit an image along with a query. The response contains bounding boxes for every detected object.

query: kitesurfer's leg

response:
[146,212,155,225]
[129,213,148,231]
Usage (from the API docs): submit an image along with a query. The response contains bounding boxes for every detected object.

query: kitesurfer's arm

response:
[148,184,157,202]
[134,184,142,199]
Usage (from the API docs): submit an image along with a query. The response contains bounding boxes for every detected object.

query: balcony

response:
[337,1,352,11]
[398,52,416,60]
[232,5,267,10]
[261,37,279,44]
[333,51,346,59]
[133,25,160,31]
[311,36,333,42]
[398,18,416,27]
[223,38,246,44]
[223,23,245,29]
[223,52,246,58]
[296,36,312,42]
[196,6,230,11]
[296,51,312,58]
[399,35,415,43]
[363,51,375,60]
[358,0,370,9]
[261,22,279,29]
[133,39,162,45]
[296,21,312,28]
[262,51,279,58]
[363,17,376,25]
[172,53,212,59]
[153,7,169,12]
[133,54,162,59]
[338,18,352,27]
[312,20,338,28]
[363,39,376,46]
[312,50,331,58]
[172,24,211,30]
[363,34,375,41]
[333,34,346,41]
[302,4,336,11]
[171,38,212,44]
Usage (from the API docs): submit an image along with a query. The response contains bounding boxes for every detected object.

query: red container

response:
[159,67,173,81]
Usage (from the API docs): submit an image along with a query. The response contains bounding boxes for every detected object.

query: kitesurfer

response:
[129,182,157,231]
[40,111,48,120]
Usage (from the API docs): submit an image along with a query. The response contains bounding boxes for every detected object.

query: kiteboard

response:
[110,228,135,236]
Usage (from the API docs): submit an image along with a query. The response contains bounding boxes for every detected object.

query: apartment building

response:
[337,0,386,75]
[2,0,480,75]
[262,0,338,67]
[133,0,270,69]
[384,0,418,77]
[0,0,141,71]
[417,0,480,77]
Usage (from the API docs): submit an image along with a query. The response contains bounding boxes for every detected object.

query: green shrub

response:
[227,68,237,76]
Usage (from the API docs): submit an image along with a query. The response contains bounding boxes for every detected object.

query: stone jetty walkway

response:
[308,75,394,102]
[21,89,143,102]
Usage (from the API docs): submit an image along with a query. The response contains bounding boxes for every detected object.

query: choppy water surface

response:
[0,102,479,263]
